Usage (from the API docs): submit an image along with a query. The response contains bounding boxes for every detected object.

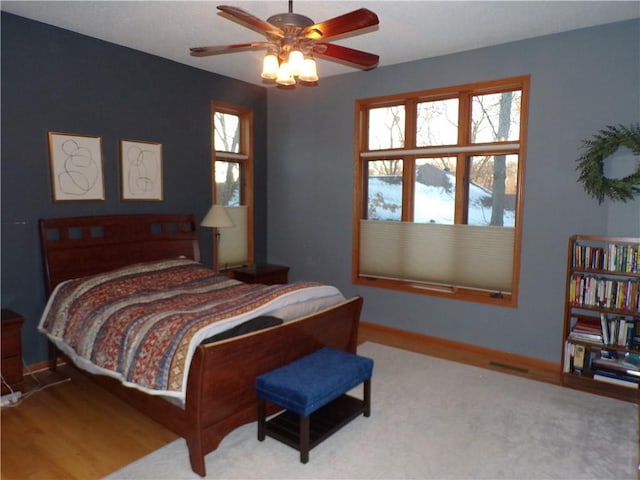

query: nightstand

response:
[231,264,289,285]
[1,309,24,395]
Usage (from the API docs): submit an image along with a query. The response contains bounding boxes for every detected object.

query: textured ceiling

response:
[2,1,639,86]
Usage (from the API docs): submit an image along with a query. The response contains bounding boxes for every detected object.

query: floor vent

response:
[488,361,529,374]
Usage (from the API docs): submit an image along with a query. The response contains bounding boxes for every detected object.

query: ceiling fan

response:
[190,1,380,87]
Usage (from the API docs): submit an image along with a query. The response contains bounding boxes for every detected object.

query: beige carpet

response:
[105,342,639,479]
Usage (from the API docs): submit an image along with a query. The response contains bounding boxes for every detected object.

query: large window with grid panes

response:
[212,101,254,269]
[353,76,529,306]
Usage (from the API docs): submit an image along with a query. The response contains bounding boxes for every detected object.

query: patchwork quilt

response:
[39,258,340,399]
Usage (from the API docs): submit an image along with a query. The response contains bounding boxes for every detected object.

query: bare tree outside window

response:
[214,112,241,206]
[365,88,521,227]
[368,105,405,150]
[214,112,240,153]
[215,161,240,206]
[417,99,458,146]
[470,91,520,226]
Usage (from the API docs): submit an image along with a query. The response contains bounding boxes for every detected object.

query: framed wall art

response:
[120,139,163,201]
[48,132,105,201]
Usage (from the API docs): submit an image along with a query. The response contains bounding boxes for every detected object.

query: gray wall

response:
[266,19,640,364]
[2,12,638,368]
[1,12,269,364]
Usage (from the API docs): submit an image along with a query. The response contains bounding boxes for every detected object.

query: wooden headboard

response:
[39,214,201,296]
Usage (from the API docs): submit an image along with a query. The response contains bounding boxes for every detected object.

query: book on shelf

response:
[567,331,603,343]
[606,243,640,273]
[563,341,571,373]
[564,340,601,375]
[563,342,592,374]
[599,312,609,345]
[568,316,604,344]
[589,351,640,385]
[620,351,640,370]
[568,274,640,311]
[609,318,618,345]
[573,242,640,273]
[593,369,639,389]
[573,344,586,370]
[584,314,639,348]
[615,318,635,347]
[591,357,640,377]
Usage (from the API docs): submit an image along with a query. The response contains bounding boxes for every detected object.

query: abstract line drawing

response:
[120,140,163,201]
[48,132,105,201]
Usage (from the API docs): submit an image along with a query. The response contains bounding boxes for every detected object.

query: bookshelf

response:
[562,234,640,403]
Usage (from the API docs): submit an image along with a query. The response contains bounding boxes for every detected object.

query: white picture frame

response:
[120,139,163,201]
[48,132,105,202]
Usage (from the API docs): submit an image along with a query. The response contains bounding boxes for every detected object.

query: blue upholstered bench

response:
[256,346,373,463]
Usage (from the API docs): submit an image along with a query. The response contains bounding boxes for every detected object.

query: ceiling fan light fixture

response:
[298,56,319,83]
[276,61,296,86]
[261,51,279,79]
[192,4,380,89]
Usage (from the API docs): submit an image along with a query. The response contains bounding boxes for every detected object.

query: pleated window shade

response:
[359,220,514,293]
[218,206,248,268]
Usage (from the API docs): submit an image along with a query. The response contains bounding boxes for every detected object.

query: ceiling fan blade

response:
[217,5,284,38]
[190,42,271,57]
[303,8,379,41]
[313,43,379,69]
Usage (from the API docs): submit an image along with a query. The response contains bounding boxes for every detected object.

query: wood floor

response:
[1,367,177,480]
[2,326,638,479]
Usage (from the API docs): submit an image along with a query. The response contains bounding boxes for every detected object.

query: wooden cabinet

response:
[231,264,289,285]
[561,235,639,403]
[1,309,24,395]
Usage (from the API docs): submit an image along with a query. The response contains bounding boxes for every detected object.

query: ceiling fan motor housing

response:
[267,12,315,30]
[266,12,315,56]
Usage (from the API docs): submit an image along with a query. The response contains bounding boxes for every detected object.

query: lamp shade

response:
[288,49,304,76]
[299,57,319,83]
[201,204,234,228]
[261,52,279,80]
[276,62,295,86]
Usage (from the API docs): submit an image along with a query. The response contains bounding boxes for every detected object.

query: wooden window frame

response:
[352,76,530,307]
[211,101,254,267]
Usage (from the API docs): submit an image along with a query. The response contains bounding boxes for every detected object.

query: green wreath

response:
[576,123,640,204]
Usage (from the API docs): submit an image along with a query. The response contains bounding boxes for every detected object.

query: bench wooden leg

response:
[363,378,371,417]
[299,415,310,464]
[257,398,266,441]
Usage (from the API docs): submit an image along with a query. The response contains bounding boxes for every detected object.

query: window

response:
[212,101,254,269]
[353,76,529,306]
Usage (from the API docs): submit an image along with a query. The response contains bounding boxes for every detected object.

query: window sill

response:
[354,276,516,308]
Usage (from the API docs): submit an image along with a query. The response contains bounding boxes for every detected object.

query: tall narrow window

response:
[354,76,529,306]
[212,101,254,269]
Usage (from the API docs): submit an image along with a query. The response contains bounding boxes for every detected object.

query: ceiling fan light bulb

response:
[289,49,304,76]
[276,62,296,86]
[298,57,319,83]
[261,53,279,80]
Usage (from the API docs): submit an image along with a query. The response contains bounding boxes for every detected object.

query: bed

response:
[38,213,363,477]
